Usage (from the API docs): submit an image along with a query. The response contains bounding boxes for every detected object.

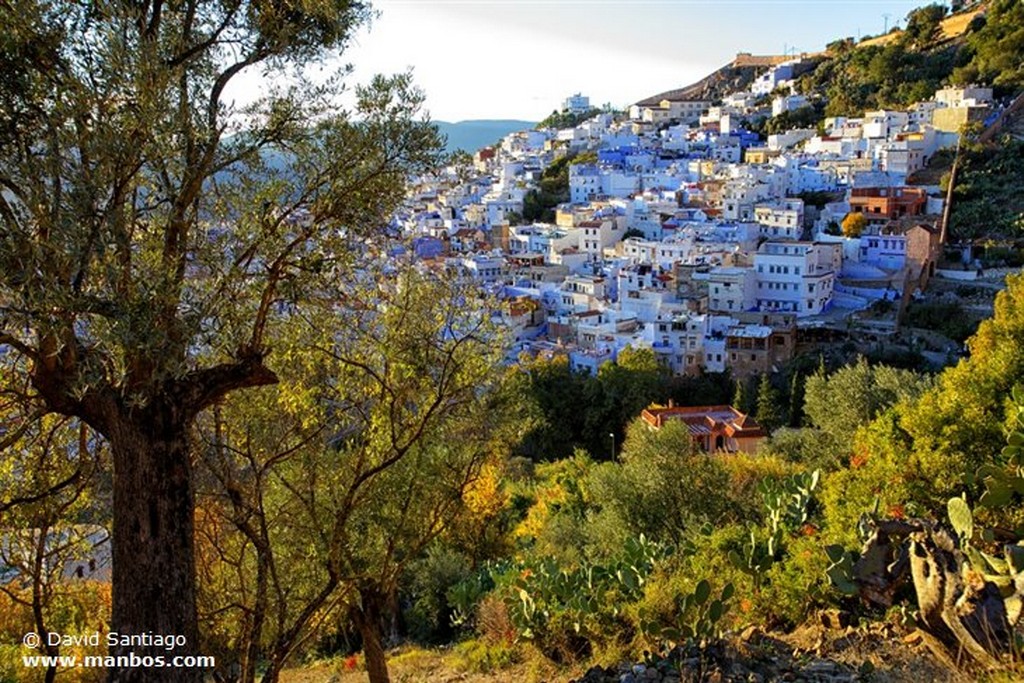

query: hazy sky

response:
[231,0,936,122]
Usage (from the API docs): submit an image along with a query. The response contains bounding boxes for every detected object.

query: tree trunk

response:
[107,409,202,683]
[354,588,390,683]
[31,526,58,683]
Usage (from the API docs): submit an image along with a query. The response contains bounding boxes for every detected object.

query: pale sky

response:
[230,0,939,122]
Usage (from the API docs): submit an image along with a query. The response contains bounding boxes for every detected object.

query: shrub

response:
[453,639,520,673]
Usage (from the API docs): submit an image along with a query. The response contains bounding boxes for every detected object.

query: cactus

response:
[824,544,860,597]
[494,536,670,645]
[759,469,820,534]
[728,528,781,592]
[947,496,973,541]
[639,580,735,647]
[975,384,1024,508]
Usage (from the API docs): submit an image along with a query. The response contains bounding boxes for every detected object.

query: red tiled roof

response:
[640,404,766,439]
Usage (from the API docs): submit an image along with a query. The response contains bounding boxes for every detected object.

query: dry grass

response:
[279,645,563,683]
[857,8,982,49]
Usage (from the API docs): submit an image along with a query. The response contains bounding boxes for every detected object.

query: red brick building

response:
[849,187,928,224]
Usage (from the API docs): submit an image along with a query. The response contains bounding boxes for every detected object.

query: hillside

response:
[858,5,983,48]
[634,54,822,107]
[434,119,535,154]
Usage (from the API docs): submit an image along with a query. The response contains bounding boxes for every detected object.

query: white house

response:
[560,275,607,311]
[564,93,591,114]
[455,253,506,283]
[578,217,625,260]
[767,128,816,151]
[707,267,756,313]
[862,110,910,139]
[754,199,804,240]
[772,94,809,117]
[934,85,993,108]
[858,232,907,271]
[570,164,601,203]
[753,241,839,316]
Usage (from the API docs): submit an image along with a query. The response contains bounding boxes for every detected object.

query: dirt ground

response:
[279,618,983,683]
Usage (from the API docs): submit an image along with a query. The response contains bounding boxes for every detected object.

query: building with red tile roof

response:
[640,402,766,453]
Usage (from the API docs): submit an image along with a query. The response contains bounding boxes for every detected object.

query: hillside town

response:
[394,59,998,379]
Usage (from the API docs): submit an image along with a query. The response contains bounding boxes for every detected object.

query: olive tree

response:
[194,270,511,683]
[0,1,441,680]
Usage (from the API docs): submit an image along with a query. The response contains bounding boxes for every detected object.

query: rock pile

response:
[568,630,862,683]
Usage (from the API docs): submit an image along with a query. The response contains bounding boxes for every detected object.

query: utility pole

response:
[883,13,891,33]
[940,135,962,247]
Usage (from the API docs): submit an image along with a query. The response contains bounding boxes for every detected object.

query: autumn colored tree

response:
[0,405,107,683]
[841,212,866,238]
[0,1,441,680]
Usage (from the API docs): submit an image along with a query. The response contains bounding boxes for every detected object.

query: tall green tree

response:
[0,1,441,680]
[755,374,782,434]
[802,357,932,447]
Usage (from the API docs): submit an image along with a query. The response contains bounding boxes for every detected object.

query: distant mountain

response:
[433,120,535,154]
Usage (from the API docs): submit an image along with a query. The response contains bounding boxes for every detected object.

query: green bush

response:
[453,639,520,673]
[404,546,475,643]
[903,301,980,342]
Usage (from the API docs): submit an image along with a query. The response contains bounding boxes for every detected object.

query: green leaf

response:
[980,482,1014,508]
[661,627,682,642]
[980,551,1008,574]
[948,496,973,541]
[694,579,711,606]
[709,599,724,622]
[825,544,848,563]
